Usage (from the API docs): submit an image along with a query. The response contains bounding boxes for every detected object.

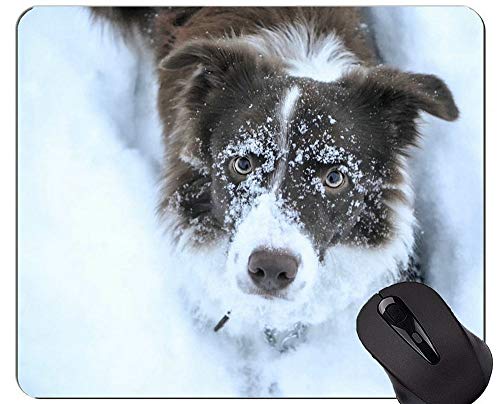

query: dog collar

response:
[263,322,308,353]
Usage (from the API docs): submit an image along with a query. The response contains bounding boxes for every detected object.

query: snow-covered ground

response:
[17,6,484,397]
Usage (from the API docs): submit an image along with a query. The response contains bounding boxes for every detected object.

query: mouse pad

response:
[17,6,484,398]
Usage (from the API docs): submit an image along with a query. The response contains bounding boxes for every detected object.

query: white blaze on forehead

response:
[271,85,301,191]
[277,85,301,161]
[280,85,301,127]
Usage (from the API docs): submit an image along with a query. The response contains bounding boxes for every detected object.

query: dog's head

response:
[158,40,458,329]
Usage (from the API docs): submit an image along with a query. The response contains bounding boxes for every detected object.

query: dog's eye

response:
[232,156,253,176]
[325,169,345,189]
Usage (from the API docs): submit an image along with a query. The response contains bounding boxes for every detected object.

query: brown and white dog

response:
[94,7,458,343]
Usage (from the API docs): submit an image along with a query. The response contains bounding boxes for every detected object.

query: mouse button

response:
[379,282,434,307]
[408,309,487,403]
[359,308,450,403]
[385,303,407,324]
[379,281,419,298]
[359,306,424,368]
[379,281,431,295]
[378,296,412,329]
[380,283,442,328]
[411,322,440,364]
[357,295,401,356]
[411,332,423,344]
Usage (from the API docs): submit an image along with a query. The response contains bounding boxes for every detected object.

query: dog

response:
[93,5,458,389]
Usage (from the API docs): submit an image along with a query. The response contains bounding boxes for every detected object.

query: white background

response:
[1,0,498,403]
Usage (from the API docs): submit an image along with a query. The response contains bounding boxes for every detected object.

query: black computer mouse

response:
[357,282,492,404]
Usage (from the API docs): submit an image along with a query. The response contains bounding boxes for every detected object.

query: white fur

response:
[324,202,416,311]
[167,24,417,340]
[228,193,317,301]
[169,158,416,336]
[324,156,417,308]
[279,85,301,124]
[271,85,301,191]
[244,24,359,82]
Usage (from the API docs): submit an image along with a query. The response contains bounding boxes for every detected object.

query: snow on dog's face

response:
[158,40,458,329]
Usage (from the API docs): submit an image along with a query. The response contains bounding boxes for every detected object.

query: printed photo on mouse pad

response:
[17,6,484,398]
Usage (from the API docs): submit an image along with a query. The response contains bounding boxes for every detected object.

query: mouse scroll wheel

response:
[385,303,407,324]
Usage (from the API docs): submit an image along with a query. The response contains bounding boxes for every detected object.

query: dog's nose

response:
[247,249,299,291]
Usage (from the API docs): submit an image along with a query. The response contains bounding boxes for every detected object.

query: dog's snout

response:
[247,249,299,291]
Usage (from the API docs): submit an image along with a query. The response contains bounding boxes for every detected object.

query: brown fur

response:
[150,8,381,245]
[92,6,458,256]
[154,7,378,149]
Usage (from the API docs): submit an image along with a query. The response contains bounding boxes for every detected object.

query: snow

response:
[17,7,235,397]
[17,6,483,397]
[370,6,484,335]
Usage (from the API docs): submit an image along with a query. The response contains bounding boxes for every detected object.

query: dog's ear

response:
[344,67,459,123]
[159,40,275,110]
[160,40,236,72]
